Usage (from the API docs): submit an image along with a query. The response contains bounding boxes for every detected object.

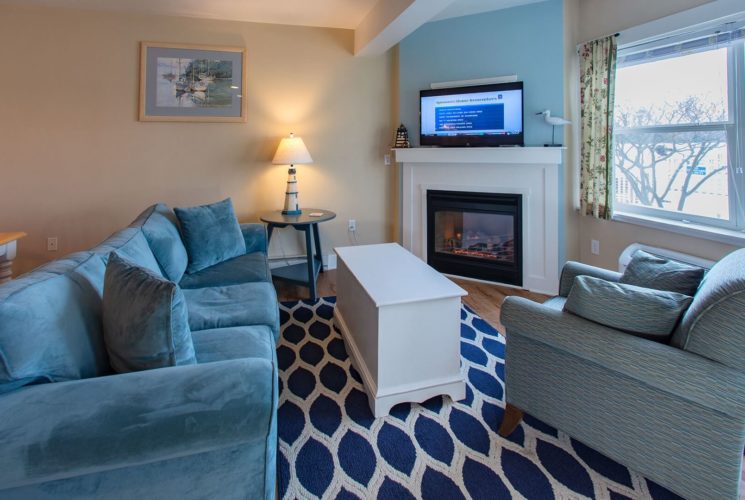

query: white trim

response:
[612,211,745,246]
[430,75,518,89]
[617,0,745,48]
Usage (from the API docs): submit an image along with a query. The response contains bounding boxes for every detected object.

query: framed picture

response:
[139,42,247,122]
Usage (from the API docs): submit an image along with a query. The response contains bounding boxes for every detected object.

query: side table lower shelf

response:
[271,257,323,287]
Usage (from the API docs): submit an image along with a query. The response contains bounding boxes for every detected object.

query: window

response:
[613,22,745,231]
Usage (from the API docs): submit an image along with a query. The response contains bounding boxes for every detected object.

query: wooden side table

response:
[260,209,336,301]
[0,232,27,284]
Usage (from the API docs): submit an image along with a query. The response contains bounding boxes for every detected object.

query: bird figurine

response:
[536,110,571,147]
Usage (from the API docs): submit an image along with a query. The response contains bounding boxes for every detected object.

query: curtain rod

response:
[577,32,620,49]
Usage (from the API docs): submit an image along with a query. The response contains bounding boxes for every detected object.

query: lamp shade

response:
[272,133,313,165]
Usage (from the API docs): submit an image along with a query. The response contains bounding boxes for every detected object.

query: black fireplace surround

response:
[427,190,522,286]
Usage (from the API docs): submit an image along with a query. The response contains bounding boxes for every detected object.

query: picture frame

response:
[139,42,247,122]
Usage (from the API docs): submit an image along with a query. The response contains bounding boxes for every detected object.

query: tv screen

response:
[420,82,524,147]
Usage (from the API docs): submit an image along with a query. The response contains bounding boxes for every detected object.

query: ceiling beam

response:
[354,0,458,56]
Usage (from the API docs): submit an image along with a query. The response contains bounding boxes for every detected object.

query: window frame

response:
[612,38,745,231]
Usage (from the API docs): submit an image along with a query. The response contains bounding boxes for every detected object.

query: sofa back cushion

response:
[671,248,745,370]
[0,227,165,394]
[0,253,110,394]
[130,204,188,283]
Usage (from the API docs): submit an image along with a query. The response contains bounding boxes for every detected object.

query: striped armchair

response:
[499,249,745,499]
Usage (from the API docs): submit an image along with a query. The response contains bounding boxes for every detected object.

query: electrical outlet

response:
[384,154,391,166]
[47,237,58,252]
[591,239,600,255]
[348,219,357,232]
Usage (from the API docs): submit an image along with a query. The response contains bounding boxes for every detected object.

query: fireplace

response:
[427,190,522,286]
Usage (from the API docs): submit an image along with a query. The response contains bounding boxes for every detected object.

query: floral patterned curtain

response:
[579,35,617,219]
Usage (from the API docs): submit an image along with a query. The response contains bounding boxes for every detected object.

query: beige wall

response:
[572,0,740,269]
[0,5,395,275]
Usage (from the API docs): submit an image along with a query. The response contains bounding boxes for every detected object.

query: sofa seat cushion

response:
[103,253,196,373]
[179,252,271,289]
[192,325,275,364]
[132,204,189,283]
[183,282,279,339]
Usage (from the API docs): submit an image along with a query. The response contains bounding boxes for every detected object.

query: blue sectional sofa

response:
[0,204,279,499]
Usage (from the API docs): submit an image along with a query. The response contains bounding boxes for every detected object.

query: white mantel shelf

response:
[394,147,564,165]
[396,146,563,295]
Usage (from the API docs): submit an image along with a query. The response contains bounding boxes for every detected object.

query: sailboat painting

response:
[140,42,246,122]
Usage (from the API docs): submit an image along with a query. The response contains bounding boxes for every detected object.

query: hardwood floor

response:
[273,269,549,332]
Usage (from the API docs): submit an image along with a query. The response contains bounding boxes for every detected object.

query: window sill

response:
[611,212,745,246]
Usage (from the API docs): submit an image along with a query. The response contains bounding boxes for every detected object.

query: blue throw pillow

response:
[174,198,247,274]
[564,275,693,341]
[103,252,196,373]
[620,249,705,296]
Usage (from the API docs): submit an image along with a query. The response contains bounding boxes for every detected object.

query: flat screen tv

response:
[420,82,524,147]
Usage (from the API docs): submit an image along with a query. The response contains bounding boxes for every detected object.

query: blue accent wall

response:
[398,0,564,146]
[397,0,567,268]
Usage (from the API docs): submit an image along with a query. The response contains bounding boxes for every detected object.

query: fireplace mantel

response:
[394,147,563,165]
[395,147,563,294]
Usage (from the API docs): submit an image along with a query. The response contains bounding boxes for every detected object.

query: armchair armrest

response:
[501,297,745,417]
[558,261,622,297]
[0,358,276,489]
[241,223,268,254]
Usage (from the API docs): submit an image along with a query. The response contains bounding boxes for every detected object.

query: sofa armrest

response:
[558,261,622,297]
[0,358,276,489]
[241,223,268,254]
[501,296,745,416]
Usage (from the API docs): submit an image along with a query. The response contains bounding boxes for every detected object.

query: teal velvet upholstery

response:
[192,325,275,364]
[241,223,269,254]
[620,249,705,296]
[0,201,279,499]
[183,282,280,341]
[564,275,692,340]
[103,253,196,373]
[0,358,276,493]
[501,253,745,499]
[179,252,271,289]
[92,228,163,277]
[0,253,110,393]
[132,203,189,283]
[175,198,247,274]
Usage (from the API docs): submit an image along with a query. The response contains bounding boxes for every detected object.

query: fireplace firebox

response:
[427,190,522,286]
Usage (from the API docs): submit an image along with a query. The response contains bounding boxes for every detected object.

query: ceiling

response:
[0,0,543,29]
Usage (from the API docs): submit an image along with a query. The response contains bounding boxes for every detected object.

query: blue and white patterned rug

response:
[277,297,681,499]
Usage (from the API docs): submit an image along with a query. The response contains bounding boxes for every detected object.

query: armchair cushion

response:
[175,198,246,274]
[620,249,705,296]
[564,276,692,340]
[103,253,196,373]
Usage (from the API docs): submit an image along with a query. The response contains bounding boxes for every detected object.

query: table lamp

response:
[272,133,313,215]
